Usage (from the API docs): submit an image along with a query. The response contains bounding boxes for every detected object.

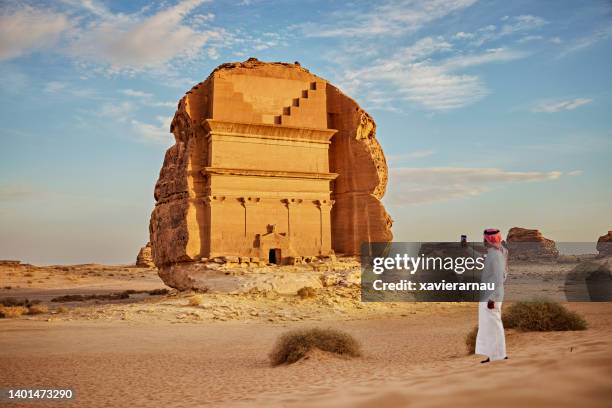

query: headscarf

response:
[483,228,502,249]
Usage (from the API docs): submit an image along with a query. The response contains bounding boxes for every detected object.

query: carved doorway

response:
[268,248,281,265]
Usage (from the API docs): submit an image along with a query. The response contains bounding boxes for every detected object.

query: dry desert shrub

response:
[0,306,27,318]
[269,328,361,366]
[503,300,587,331]
[465,326,478,354]
[188,294,204,306]
[297,286,317,299]
[27,304,49,315]
[56,306,69,314]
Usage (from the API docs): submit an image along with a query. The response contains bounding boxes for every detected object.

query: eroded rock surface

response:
[507,227,559,260]
[149,59,392,290]
[136,242,155,268]
[596,231,612,256]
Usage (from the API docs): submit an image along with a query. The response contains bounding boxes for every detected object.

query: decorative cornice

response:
[315,199,335,209]
[239,196,261,205]
[202,119,337,144]
[203,167,338,180]
[282,198,303,206]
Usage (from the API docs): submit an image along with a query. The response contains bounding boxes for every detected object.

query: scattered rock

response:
[297,286,317,299]
[557,255,579,264]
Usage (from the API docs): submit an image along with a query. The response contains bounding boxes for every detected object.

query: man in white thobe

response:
[476,228,508,363]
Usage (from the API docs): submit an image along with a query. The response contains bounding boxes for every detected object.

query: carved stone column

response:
[282,198,303,239]
[204,195,226,256]
[239,196,261,237]
[315,199,334,254]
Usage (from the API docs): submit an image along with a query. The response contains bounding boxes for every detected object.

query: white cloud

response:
[191,12,215,25]
[500,15,546,36]
[147,101,177,108]
[388,167,563,205]
[532,98,592,113]
[120,89,175,108]
[67,0,219,71]
[567,170,583,176]
[121,89,154,98]
[0,1,224,71]
[559,26,612,57]
[207,47,220,59]
[454,31,474,39]
[44,81,67,93]
[296,0,477,38]
[97,101,134,121]
[454,15,547,47]
[131,116,173,145]
[342,40,526,110]
[0,6,70,61]
[517,35,543,44]
[441,47,525,69]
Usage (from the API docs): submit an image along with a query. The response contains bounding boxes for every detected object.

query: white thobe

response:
[475,247,507,361]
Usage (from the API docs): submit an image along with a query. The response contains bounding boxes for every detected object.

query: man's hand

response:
[487,300,495,309]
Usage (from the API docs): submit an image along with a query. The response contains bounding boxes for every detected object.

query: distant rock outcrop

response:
[136,242,155,268]
[597,231,612,256]
[507,227,559,260]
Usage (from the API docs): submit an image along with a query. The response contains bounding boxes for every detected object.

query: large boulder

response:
[507,227,559,260]
[136,242,155,268]
[148,59,392,290]
[597,231,612,256]
[564,259,612,301]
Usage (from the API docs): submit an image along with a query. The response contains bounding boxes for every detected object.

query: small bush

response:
[27,304,49,315]
[0,306,27,318]
[269,328,361,366]
[297,286,317,299]
[56,306,69,314]
[503,300,587,331]
[465,326,478,354]
[188,294,204,306]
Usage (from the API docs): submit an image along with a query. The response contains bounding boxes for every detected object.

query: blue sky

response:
[0,0,610,264]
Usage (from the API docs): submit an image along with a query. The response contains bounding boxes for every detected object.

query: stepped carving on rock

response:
[149,58,392,288]
[506,227,559,260]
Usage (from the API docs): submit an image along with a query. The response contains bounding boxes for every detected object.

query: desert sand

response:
[1,263,611,407]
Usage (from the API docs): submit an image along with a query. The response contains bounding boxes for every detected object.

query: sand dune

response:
[1,303,610,407]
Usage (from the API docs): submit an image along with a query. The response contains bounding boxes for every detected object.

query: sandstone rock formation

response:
[596,231,612,256]
[136,242,155,267]
[149,59,392,288]
[507,227,559,260]
[565,259,612,301]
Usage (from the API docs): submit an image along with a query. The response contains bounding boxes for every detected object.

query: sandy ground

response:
[1,263,611,407]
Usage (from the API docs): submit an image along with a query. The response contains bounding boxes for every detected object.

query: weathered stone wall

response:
[326,85,393,255]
